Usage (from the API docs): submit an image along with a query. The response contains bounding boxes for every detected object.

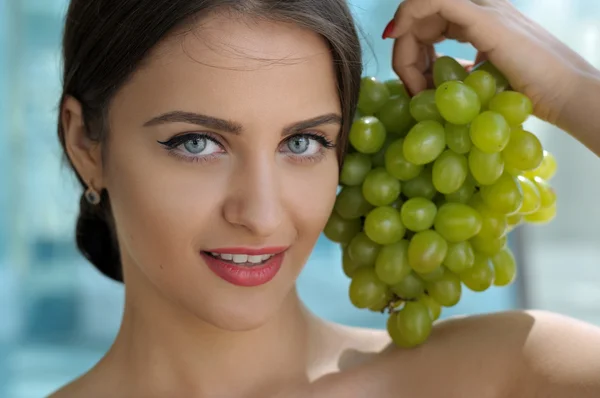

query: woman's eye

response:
[283,135,327,157]
[158,134,224,160]
[287,136,311,154]
[183,137,207,154]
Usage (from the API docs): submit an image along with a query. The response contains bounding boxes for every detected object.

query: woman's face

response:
[102,14,341,330]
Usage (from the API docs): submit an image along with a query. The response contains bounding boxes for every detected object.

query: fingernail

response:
[382,19,395,39]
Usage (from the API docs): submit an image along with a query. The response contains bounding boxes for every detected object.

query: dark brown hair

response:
[58,0,363,282]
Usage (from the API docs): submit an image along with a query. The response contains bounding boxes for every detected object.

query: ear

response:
[61,96,104,189]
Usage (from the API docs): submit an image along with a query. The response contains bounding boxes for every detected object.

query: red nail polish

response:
[382,19,395,39]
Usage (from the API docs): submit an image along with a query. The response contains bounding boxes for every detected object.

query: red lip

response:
[206,247,288,255]
[200,251,285,287]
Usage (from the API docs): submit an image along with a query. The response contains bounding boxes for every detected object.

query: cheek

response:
[283,157,339,252]
[103,142,220,277]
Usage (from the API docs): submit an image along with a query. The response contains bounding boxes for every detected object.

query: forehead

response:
[111,12,341,123]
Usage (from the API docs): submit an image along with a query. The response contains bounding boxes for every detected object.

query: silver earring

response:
[85,187,101,205]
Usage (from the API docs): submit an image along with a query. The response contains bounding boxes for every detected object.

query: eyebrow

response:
[143,111,342,137]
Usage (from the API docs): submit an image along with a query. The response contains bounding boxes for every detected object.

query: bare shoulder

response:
[47,376,91,398]
[319,311,600,398]
[387,310,600,397]
[46,360,120,398]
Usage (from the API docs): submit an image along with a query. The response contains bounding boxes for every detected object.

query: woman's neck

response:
[95,268,317,397]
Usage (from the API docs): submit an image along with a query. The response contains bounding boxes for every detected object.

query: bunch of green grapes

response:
[324,56,558,349]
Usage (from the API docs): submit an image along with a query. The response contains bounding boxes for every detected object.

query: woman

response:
[52,0,600,396]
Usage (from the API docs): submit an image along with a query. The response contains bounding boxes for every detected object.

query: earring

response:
[85,187,101,205]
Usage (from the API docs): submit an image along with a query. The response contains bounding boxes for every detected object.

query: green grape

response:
[435,81,481,125]
[369,289,393,312]
[323,211,362,243]
[385,79,410,99]
[531,176,556,208]
[445,179,476,204]
[468,194,508,239]
[488,90,533,126]
[425,269,462,307]
[434,202,482,242]
[506,213,523,227]
[432,150,468,194]
[524,203,556,224]
[376,95,414,135]
[491,247,517,286]
[517,176,541,215]
[433,55,468,87]
[502,128,543,171]
[387,312,413,348]
[418,266,445,281]
[391,272,425,299]
[340,152,372,186]
[464,70,497,108]
[385,139,423,181]
[420,294,442,321]
[460,253,495,292]
[471,61,510,93]
[443,241,475,274]
[402,167,437,200]
[364,206,406,245]
[409,89,444,123]
[371,135,396,168]
[480,173,524,214]
[334,185,373,219]
[358,77,390,115]
[349,267,388,309]
[524,150,557,180]
[349,116,387,154]
[396,301,433,347]
[408,230,448,274]
[468,147,504,185]
[347,232,381,267]
[469,111,510,153]
[342,246,365,278]
[538,150,558,180]
[362,167,401,206]
[400,197,437,232]
[403,120,446,165]
[375,240,411,285]
[445,123,472,154]
[470,234,507,256]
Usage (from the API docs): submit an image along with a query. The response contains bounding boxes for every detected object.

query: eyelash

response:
[157,132,336,164]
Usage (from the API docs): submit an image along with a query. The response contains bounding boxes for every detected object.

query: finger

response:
[391,0,481,38]
[392,33,429,95]
[413,14,449,44]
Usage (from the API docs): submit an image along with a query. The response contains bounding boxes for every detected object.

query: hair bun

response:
[75,193,123,282]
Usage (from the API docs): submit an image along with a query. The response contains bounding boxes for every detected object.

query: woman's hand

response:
[385,0,599,129]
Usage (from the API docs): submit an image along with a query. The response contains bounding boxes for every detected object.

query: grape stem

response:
[384,294,422,313]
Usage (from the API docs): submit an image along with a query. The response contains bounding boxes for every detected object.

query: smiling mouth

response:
[202,252,275,267]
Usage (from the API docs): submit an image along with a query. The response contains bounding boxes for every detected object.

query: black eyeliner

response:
[157,133,216,149]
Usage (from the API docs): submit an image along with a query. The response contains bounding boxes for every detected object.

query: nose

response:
[222,158,284,238]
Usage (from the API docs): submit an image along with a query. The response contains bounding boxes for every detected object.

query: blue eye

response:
[183,137,207,154]
[287,136,310,154]
[158,133,224,162]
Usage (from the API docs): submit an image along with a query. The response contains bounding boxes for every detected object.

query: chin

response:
[124,243,303,332]
[177,284,292,332]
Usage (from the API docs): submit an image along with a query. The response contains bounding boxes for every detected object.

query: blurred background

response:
[0,0,599,396]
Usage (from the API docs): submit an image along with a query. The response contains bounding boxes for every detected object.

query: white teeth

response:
[209,252,276,264]
[247,255,264,264]
[232,254,248,264]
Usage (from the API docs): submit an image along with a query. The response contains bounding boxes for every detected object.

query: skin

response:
[53,1,600,397]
